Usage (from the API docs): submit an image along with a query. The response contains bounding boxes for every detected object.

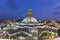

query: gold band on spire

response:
[28,8,32,17]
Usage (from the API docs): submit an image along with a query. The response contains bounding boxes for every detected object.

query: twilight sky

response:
[0,0,60,21]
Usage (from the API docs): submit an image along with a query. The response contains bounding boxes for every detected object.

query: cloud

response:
[7,0,20,9]
[53,11,60,15]
[0,6,6,10]
[55,6,60,10]
[52,0,60,15]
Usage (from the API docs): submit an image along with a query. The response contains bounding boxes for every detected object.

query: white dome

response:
[22,17,38,23]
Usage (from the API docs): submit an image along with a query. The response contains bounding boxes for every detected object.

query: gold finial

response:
[28,8,32,17]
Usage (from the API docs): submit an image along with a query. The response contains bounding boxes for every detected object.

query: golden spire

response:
[28,8,32,17]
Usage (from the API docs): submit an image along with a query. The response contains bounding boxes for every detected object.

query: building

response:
[0,8,59,40]
[22,9,38,23]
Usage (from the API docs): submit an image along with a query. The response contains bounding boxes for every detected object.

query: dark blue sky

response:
[0,0,60,21]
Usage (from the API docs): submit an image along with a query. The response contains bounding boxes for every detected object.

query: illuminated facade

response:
[22,9,38,23]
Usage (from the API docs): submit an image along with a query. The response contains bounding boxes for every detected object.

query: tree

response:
[57,29,60,37]
[42,32,49,36]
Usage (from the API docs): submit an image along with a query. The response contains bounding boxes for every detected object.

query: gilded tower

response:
[28,8,32,17]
